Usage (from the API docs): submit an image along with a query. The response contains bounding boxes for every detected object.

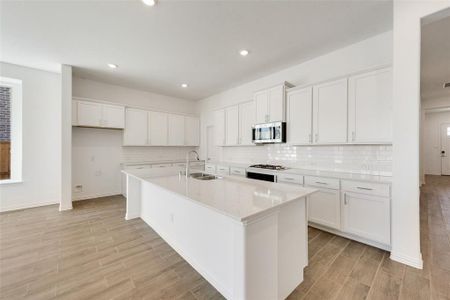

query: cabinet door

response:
[123,108,148,145]
[287,87,313,144]
[214,109,226,146]
[307,188,341,230]
[239,101,256,145]
[313,78,348,144]
[255,90,269,124]
[268,85,285,122]
[342,192,390,245]
[348,68,392,144]
[148,111,168,146]
[77,100,102,127]
[101,104,125,128]
[225,105,239,145]
[168,114,185,146]
[185,116,200,146]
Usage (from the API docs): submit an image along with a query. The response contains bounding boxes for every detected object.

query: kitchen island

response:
[123,168,317,300]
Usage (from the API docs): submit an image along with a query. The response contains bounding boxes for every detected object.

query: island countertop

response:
[124,168,317,222]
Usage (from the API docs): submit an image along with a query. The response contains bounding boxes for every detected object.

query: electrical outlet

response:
[74,185,82,192]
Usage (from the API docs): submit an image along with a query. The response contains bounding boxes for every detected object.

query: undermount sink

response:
[190,172,220,180]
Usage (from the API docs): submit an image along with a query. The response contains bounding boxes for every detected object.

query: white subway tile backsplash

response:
[122,146,197,163]
[220,144,392,176]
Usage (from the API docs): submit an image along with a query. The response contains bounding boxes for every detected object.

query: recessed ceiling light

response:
[107,63,118,69]
[239,49,249,56]
[142,0,156,6]
[181,83,188,88]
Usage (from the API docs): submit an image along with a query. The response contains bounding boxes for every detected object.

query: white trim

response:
[0,179,22,185]
[72,192,121,201]
[0,77,22,183]
[390,251,423,269]
[0,199,59,213]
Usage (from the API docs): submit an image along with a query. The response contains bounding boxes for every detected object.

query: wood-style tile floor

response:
[1,175,449,299]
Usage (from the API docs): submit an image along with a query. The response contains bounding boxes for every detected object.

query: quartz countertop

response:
[207,161,392,183]
[122,159,205,167]
[123,168,317,222]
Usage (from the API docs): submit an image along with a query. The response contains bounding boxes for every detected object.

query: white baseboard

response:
[72,191,121,201]
[390,251,423,269]
[0,200,59,213]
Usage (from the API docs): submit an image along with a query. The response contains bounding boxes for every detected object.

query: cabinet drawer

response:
[341,180,390,197]
[152,163,172,168]
[277,173,303,185]
[125,164,152,170]
[216,165,230,175]
[205,164,216,173]
[230,167,246,177]
[305,176,339,189]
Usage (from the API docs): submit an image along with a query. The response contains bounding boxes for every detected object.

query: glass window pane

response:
[0,86,11,180]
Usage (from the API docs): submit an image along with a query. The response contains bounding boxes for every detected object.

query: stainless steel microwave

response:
[252,122,286,144]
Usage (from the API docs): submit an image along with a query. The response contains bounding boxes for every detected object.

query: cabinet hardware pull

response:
[315,182,327,185]
[344,195,348,205]
[357,187,373,191]
[285,177,294,180]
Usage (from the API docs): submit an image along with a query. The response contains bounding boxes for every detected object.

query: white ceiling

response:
[421,12,450,100]
[1,1,392,100]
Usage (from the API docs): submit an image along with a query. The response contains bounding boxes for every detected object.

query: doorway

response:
[441,123,450,175]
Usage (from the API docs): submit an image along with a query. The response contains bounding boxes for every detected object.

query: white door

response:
[268,85,285,122]
[441,123,450,175]
[348,68,392,143]
[239,101,256,145]
[313,78,348,144]
[214,109,226,146]
[307,187,341,230]
[123,108,148,145]
[342,192,390,245]
[225,105,239,145]
[206,125,217,162]
[185,116,200,146]
[148,111,168,146]
[168,114,185,146]
[77,100,102,127]
[101,104,125,128]
[255,90,269,124]
[287,87,313,144]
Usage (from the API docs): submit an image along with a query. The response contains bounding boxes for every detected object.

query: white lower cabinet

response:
[216,165,230,176]
[307,187,341,230]
[205,163,216,174]
[341,191,390,245]
[230,167,246,177]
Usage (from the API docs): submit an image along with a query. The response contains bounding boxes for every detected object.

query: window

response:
[0,77,22,183]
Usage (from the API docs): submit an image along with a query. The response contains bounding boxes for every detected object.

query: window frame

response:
[0,77,23,184]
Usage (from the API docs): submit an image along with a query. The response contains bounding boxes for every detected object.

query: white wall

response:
[0,62,62,212]
[391,1,450,269]
[196,31,393,174]
[72,77,197,200]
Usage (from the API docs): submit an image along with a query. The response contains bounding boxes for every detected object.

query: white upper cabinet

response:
[148,111,168,146]
[268,85,285,122]
[225,106,239,145]
[254,83,291,124]
[239,101,256,145]
[255,90,269,124]
[313,78,348,144]
[348,68,393,144]
[75,100,124,129]
[214,109,226,146]
[185,116,200,146]
[168,114,185,146]
[287,87,313,144]
[77,101,102,127]
[124,108,148,145]
[101,104,125,129]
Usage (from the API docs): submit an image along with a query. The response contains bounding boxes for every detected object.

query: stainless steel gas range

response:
[246,164,287,182]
